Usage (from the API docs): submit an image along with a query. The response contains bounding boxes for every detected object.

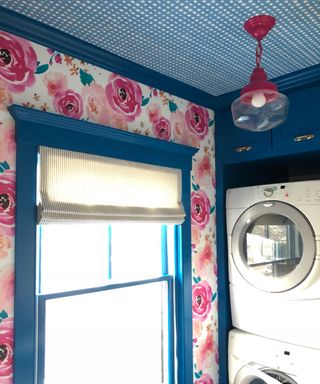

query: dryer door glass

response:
[231,201,315,292]
[248,377,296,384]
[245,214,302,278]
[262,369,297,384]
[235,364,297,384]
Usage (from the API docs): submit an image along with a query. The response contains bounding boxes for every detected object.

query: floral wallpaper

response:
[0,30,217,383]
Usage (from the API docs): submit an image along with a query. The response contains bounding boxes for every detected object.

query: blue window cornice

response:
[11,104,197,384]
[9,105,197,170]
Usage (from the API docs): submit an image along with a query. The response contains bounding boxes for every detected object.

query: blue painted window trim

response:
[10,105,197,384]
[161,225,169,275]
[37,276,172,301]
[107,225,112,280]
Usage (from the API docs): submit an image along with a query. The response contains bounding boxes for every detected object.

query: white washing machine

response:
[229,328,320,384]
[226,180,320,348]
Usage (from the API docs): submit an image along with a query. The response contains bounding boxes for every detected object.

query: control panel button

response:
[263,187,274,197]
[315,190,320,201]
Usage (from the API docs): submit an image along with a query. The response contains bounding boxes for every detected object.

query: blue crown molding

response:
[214,63,320,110]
[1,6,319,111]
[0,6,216,110]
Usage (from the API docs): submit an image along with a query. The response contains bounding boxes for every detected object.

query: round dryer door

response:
[231,200,315,292]
[235,363,297,384]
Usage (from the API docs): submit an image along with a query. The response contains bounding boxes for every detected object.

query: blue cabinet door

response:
[272,84,320,151]
[215,108,272,160]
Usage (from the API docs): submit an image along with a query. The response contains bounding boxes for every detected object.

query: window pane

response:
[39,223,168,293]
[110,223,163,281]
[39,224,110,293]
[43,281,168,384]
[166,225,176,275]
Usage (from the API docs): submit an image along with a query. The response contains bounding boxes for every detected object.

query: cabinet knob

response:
[293,133,315,142]
[234,145,252,153]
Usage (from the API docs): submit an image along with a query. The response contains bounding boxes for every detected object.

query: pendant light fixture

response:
[231,15,289,132]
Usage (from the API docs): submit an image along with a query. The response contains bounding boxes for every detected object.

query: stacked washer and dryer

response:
[226,180,320,383]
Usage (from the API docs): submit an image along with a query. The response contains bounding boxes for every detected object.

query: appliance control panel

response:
[273,348,295,375]
[227,180,320,208]
[255,180,320,205]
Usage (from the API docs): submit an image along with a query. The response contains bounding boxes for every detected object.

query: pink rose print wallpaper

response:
[0,30,217,383]
[191,189,213,230]
[105,73,142,122]
[0,32,37,93]
[53,88,83,119]
[0,317,13,384]
[185,103,209,140]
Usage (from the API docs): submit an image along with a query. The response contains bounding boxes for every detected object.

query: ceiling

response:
[1,0,320,97]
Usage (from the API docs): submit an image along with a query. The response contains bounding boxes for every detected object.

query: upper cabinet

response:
[215,106,272,159]
[215,83,320,162]
[272,84,320,149]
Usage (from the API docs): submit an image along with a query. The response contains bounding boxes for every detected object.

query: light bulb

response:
[251,92,266,108]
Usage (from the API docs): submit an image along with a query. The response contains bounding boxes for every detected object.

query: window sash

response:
[37,276,174,384]
[38,223,171,294]
[36,222,175,383]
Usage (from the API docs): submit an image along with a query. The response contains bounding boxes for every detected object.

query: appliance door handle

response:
[235,362,282,384]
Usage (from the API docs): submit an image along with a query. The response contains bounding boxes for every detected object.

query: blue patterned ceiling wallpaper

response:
[2,0,320,96]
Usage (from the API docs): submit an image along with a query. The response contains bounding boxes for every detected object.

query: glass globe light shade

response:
[231,67,289,132]
[231,15,289,131]
[231,89,289,132]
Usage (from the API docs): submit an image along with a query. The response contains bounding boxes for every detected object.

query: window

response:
[39,223,174,384]
[11,105,197,384]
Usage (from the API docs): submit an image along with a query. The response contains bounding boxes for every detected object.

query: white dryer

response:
[229,328,320,384]
[226,180,320,348]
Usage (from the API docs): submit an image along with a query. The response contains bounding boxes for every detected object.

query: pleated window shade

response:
[38,146,185,224]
